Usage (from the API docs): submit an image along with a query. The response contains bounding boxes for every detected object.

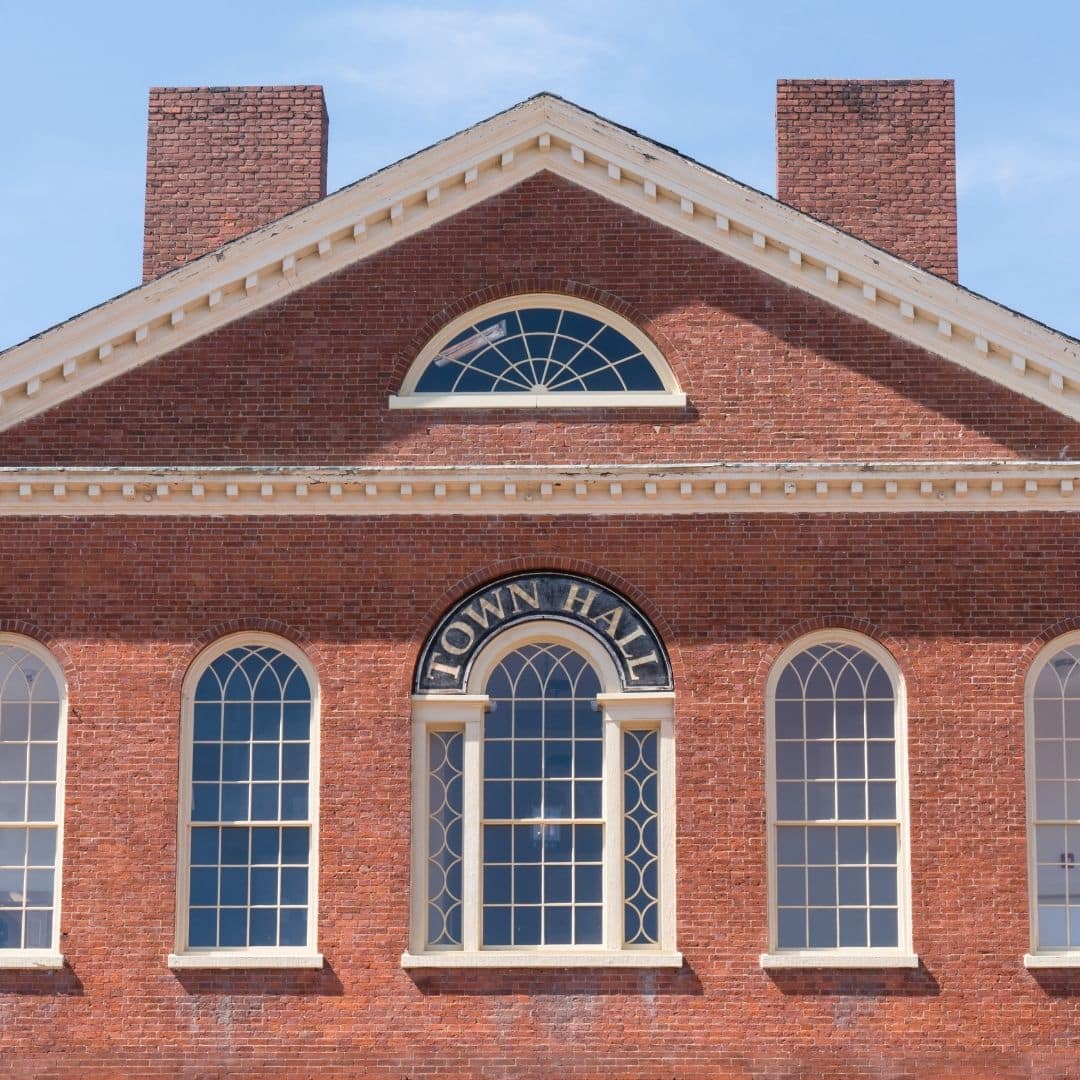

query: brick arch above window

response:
[390,293,686,410]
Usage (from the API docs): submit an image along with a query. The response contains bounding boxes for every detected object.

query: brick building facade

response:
[0,82,1078,1077]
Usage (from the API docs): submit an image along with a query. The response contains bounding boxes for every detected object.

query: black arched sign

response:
[415,572,671,693]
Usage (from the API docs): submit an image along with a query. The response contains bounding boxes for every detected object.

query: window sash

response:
[174,635,320,959]
[1027,641,1080,955]
[0,637,66,958]
[766,634,911,958]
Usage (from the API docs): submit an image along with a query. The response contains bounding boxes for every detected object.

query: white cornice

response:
[1,462,1079,515]
[1,95,1079,431]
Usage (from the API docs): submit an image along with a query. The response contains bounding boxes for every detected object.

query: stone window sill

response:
[401,950,683,970]
[168,950,324,970]
[1024,952,1080,969]
[388,392,687,410]
[0,951,65,970]
[760,950,919,970]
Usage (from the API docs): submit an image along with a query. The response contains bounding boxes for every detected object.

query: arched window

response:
[390,295,685,409]
[170,634,321,969]
[405,574,678,968]
[480,642,607,948]
[1026,635,1080,966]
[762,633,915,968]
[0,635,66,967]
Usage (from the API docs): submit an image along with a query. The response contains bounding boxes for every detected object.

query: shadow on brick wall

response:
[406,962,703,997]
[172,961,343,997]
[1028,969,1080,998]
[764,959,940,997]
[0,961,84,997]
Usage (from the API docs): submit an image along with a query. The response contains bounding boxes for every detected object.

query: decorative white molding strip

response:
[2,96,1079,434]
[0,462,1077,516]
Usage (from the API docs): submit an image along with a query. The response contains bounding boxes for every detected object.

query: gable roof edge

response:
[0,94,1078,432]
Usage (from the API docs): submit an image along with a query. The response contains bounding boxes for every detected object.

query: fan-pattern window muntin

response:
[176,635,319,958]
[408,620,677,965]
[415,306,665,395]
[394,295,685,408]
[1028,636,1080,953]
[767,633,911,957]
[0,637,65,956]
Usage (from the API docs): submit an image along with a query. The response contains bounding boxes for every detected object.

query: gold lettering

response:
[626,648,656,673]
[463,589,506,630]
[426,655,462,680]
[507,581,540,613]
[590,604,623,638]
[562,583,597,618]
[440,620,476,656]
[625,651,659,679]
[614,626,646,654]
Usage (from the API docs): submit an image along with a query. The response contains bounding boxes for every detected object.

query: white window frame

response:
[0,634,67,970]
[760,629,918,969]
[389,293,687,410]
[168,632,322,970]
[1024,631,1080,969]
[402,619,680,968]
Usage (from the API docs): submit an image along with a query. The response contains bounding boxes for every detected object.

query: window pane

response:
[772,642,900,952]
[185,645,312,950]
[481,643,608,948]
[777,907,806,948]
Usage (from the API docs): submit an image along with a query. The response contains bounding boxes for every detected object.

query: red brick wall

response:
[3,175,1076,466]
[0,513,1077,1077]
[777,80,959,281]
[142,86,328,281]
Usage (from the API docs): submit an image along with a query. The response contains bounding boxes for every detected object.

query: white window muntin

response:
[762,630,916,969]
[0,634,67,969]
[169,632,322,969]
[404,620,679,968]
[1025,632,1080,967]
[390,293,686,410]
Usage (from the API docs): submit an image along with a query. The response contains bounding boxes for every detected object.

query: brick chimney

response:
[142,86,329,281]
[776,80,958,281]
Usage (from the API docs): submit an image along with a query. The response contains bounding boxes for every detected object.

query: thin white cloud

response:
[958,138,1080,198]
[310,4,613,107]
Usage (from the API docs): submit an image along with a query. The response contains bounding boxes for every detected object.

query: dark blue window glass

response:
[481,643,604,947]
[773,642,900,952]
[185,644,313,951]
[0,644,62,950]
[414,306,666,395]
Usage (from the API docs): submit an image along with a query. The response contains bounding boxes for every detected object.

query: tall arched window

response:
[762,632,915,968]
[1026,634,1080,966]
[480,642,606,948]
[0,635,66,967]
[170,634,321,969]
[405,586,679,968]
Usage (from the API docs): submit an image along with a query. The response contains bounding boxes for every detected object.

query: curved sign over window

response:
[415,573,671,693]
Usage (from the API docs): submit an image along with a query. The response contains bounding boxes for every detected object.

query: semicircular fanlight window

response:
[414,306,665,394]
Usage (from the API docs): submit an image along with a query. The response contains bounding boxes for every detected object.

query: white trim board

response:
[1,96,1079,432]
[0,461,1079,515]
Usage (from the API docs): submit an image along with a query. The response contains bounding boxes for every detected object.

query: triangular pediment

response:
[2,93,1079,432]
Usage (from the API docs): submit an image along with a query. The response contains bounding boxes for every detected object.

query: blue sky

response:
[1,1,1078,349]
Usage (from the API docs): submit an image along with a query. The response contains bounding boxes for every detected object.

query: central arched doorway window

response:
[481,642,606,948]
[404,573,679,968]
